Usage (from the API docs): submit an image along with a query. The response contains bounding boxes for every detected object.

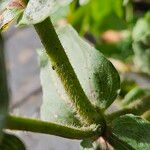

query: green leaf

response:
[56,25,120,110]
[132,16,150,42]
[39,24,120,125]
[109,114,150,150]
[0,0,24,32]
[0,35,9,141]
[0,133,26,150]
[20,0,73,25]
[108,133,134,150]
[133,41,150,75]
[123,87,150,106]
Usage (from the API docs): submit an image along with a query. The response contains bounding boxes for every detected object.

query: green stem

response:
[0,34,9,140]
[6,115,100,140]
[34,18,104,125]
[106,96,150,122]
[142,110,150,121]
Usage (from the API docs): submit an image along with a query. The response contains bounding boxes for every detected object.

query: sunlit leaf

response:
[108,114,150,150]
[20,0,73,25]
[0,133,26,150]
[0,0,25,32]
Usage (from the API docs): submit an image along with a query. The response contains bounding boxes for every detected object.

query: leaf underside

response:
[39,25,120,126]
[20,0,73,25]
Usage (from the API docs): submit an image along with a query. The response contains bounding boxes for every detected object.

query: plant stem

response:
[6,115,100,140]
[142,110,150,121]
[0,34,9,140]
[106,96,150,122]
[34,18,104,125]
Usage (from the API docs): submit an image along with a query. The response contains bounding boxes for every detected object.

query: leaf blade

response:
[55,25,120,110]
[0,133,26,150]
[110,114,150,150]
[20,0,73,25]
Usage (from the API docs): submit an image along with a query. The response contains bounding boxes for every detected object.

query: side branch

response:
[6,115,101,140]
[106,96,150,122]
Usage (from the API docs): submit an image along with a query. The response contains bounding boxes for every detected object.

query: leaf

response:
[0,0,25,31]
[132,14,150,74]
[80,0,90,5]
[0,133,26,150]
[20,0,73,25]
[108,134,134,150]
[109,114,150,150]
[0,35,9,141]
[133,41,150,75]
[132,16,150,42]
[0,0,9,12]
[123,87,150,106]
[55,25,120,110]
[39,25,120,126]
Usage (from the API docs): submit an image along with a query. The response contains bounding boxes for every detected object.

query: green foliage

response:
[123,87,150,105]
[132,12,150,74]
[0,133,25,150]
[109,114,150,150]
[69,0,125,35]
[120,78,137,98]
[0,1,150,150]
[97,30,133,61]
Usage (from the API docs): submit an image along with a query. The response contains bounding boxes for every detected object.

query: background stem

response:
[6,115,100,140]
[0,34,9,140]
[34,18,104,125]
[106,96,150,122]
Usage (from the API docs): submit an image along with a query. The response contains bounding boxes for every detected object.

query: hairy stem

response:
[6,115,101,139]
[34,18,104,125]
[106,96,150,122]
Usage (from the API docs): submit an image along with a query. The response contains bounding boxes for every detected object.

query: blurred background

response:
[1,0,150,149]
